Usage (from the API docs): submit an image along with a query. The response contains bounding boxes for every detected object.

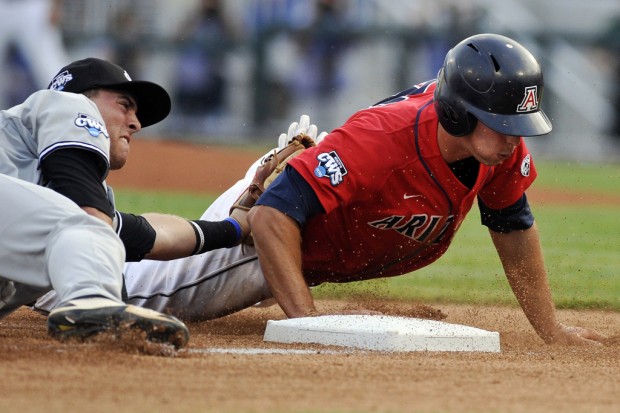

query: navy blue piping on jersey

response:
[372,80,437,106]
[415,99,454,215]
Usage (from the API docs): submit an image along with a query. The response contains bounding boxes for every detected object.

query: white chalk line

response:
[186,347,357,355]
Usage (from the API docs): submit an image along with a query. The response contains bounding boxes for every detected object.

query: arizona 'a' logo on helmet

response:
[517,86,539,113]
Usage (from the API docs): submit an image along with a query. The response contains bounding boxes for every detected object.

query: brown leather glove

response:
[229,133,316,245]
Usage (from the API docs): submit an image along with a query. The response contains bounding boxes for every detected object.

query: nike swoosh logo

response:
[403,194,422,199]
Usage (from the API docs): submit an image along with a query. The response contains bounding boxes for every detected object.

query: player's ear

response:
[81,88,100,99]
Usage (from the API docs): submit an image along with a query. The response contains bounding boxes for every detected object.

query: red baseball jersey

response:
[288,81,537,284]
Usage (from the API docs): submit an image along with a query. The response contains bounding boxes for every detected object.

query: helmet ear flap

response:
[435,100,477,137]
[434,69,477,137]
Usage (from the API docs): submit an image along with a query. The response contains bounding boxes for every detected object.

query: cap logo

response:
[49,70,73,91]
[123,71,132,81]
[517,86,539,113]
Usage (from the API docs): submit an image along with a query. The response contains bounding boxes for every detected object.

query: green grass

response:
[114,189,217,218]
[113,161,620,311]
[534,160,620,194]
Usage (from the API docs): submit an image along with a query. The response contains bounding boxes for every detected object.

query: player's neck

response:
[437,124,471,164]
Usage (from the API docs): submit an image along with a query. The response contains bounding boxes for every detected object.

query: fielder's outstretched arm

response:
[142,213,207,260]
[490,223,606,345]
[116,211,244,262]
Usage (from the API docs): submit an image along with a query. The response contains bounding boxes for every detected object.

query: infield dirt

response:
[1,138,618,413]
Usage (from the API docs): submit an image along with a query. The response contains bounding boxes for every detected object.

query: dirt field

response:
[1,139,619,413]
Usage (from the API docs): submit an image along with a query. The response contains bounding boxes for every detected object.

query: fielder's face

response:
[90,89,141,170]
[464,121,521,166]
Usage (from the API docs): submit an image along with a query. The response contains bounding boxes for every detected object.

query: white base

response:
[264,315,500,353]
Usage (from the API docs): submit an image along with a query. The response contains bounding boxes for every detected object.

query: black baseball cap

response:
[47,57,171,127]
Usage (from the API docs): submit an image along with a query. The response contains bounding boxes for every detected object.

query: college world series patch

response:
[74,113,108,138]
[314,151,347,186]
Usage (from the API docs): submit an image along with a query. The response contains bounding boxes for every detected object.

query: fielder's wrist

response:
[189,218,240,255]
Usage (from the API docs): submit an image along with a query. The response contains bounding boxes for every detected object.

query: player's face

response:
[90,89,141,170]
[465,121,521,166]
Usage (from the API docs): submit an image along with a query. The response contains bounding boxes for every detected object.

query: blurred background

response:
[1,0,619,161]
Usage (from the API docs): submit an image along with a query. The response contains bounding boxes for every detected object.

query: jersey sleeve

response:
[477,140,537,209]
[256,166,325,227]
[27,91,111,170]
[40,148,114,217]
[478,193,535,233]
[115,212,156,262]
[287,110,405,214]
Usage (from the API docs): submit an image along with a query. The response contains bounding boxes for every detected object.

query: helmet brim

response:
[469,106,552,137]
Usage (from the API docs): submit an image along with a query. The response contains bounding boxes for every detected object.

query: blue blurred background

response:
[2,0,619,162]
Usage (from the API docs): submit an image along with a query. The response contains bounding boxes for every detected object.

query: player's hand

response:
[277,114,328,149]
[547,323,607,346]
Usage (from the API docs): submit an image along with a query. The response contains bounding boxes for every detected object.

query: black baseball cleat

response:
[47,297,189,349]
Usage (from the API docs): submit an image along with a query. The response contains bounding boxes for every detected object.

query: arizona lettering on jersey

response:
[368,214,455,244]
[288,81,536,285]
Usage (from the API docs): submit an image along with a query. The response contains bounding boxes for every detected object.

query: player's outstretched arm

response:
[489,223,607,345]
[247,205,383,318]
[140,213,199,260]
[143,213,247,260]
[247,205,318,318]
[117,212,245,262]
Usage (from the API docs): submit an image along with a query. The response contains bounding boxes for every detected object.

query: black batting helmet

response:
[434,33,552,137]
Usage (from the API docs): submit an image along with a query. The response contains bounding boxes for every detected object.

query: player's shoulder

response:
[346,81,436,134]
[18,90,99,118]
[371,80,437,107]
[25,89,93,106]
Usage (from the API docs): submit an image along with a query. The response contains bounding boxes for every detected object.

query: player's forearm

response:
[141,213,196,260]
[490,224,562,342]
[117,212,240,261]
[248,205,318,318]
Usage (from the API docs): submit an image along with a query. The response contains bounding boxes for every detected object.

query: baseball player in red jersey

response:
[69,34,604,345]
[286,79,535,284]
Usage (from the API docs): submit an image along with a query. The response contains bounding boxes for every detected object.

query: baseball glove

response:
[230,132,317,244]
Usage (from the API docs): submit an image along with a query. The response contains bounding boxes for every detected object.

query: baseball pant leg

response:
[0,174,125,319]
